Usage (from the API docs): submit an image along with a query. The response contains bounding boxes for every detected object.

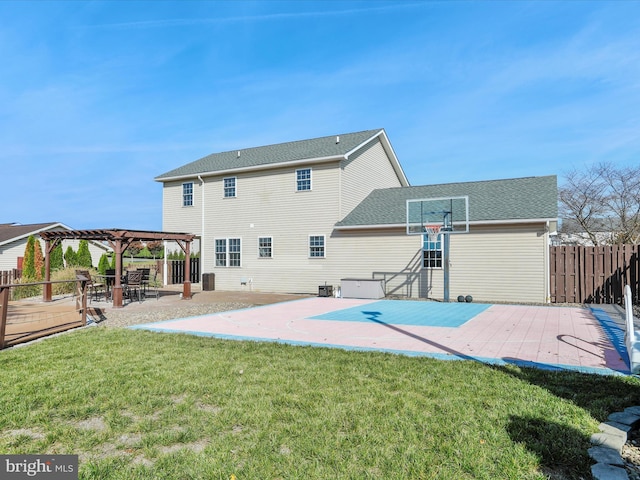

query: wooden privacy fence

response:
[0,269,22,285]
[165,258,200,285]
[550,245,640,304]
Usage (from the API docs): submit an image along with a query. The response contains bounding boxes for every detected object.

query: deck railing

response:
[0,278,88,349]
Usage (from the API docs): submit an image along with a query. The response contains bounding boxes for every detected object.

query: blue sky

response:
[2,1,639,231]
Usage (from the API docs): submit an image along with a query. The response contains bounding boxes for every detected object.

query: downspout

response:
[163,241,168,286]
[545,220,550,303]
[198,175,205,283]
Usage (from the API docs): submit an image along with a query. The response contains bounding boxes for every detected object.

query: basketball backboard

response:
[406,196,469,235]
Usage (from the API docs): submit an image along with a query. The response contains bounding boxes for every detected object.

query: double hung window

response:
[224,177,236,198]
[182,182,193,206]
[216,238,241,267]
[258,237,272,258]
[296,168,311,191]
[309,235,325,258]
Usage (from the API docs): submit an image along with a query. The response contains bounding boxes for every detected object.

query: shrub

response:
[11,277,42,301]
[76,240,92,268]
[64,246,77,267]
[51,267,83,296]
[34,239,44,280]
[98,254,110,275]
[50,242,64,271]
[22,236,36,280]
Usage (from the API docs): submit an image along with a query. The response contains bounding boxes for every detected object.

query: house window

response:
[296,168,311,191]
[229,238,241,267]
[309,235,325,258]
[183,182,193,206]
[423,234,443,269]
[224,177,236,198]
[258,237,272,258]
[216,238,241,267]
[215,239,227,267]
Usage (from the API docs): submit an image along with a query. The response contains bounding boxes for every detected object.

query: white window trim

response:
[182,182,194,207]
[215,238,227,267]
[296,167,312,192]
[223,176,237,198]
[215,237,242,267]
[308,234,326,258]
[258,236,273,259]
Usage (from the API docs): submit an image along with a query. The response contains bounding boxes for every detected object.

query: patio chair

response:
[104,269,116,301]
[137,268,151,295]
[75,269,106,303]
[123,270,144,303]
[146,271,160,300]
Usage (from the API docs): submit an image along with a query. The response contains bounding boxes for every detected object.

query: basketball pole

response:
[443,206,451,302]
[443,232,450,302]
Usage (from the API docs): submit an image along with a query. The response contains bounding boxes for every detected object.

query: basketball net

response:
[424,224,442,243]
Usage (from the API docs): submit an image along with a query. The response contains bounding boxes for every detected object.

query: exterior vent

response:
[336,136,340,144]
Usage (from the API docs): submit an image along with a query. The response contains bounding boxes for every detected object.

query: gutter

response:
[333,218,558,231]
[155,155,345,183]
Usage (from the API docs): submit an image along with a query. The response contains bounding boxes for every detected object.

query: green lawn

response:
[1,328,639,479]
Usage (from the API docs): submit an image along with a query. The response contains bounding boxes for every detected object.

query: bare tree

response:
[599,163,640,244]
[559,162,640,245]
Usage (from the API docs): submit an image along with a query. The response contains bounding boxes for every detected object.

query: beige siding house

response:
[156,129,558,303]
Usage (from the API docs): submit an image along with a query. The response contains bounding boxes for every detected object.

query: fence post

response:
[75,275,88,326]
[81,281,87,326]
[0,287,8,349]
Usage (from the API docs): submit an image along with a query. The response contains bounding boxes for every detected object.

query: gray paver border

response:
[590,406,640,480]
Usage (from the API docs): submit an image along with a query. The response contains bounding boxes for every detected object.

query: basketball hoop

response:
[423,224,442,243]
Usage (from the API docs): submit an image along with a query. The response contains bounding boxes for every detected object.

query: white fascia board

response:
[378,130,410,187]
[343,130,410,187]
[155,155,345,183]
[333,223,407,231]
[333,218,558,231]
[343,130,383,158]
[469,218,558,226]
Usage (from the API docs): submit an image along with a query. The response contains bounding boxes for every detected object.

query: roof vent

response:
[237,151,241,158]
[336,136,340,144]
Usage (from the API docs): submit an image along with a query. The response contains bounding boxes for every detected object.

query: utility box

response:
[318,285,334,297]
[340,278,385,299]
[202,273,215,291]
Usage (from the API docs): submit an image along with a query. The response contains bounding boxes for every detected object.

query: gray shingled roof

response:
[0,222,61,245]
[336,175,558,226]
[155,129,384,180]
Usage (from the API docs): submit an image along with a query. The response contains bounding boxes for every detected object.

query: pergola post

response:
[43,239,52,302]
[112,239,124,308]
[183,240,192,300]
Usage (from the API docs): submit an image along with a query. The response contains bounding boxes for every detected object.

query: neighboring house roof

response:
[336,175,558,228]
[155,128,409,186]
[0,223,112,254]
[0,222,70,246]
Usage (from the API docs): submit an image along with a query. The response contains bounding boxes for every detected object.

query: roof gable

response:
[336,176,558,227]
[155,129,390,181]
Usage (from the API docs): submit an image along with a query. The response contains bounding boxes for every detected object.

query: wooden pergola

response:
[39,228,196,308]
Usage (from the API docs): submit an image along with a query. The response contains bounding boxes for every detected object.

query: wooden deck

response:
[3,297,85,347]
